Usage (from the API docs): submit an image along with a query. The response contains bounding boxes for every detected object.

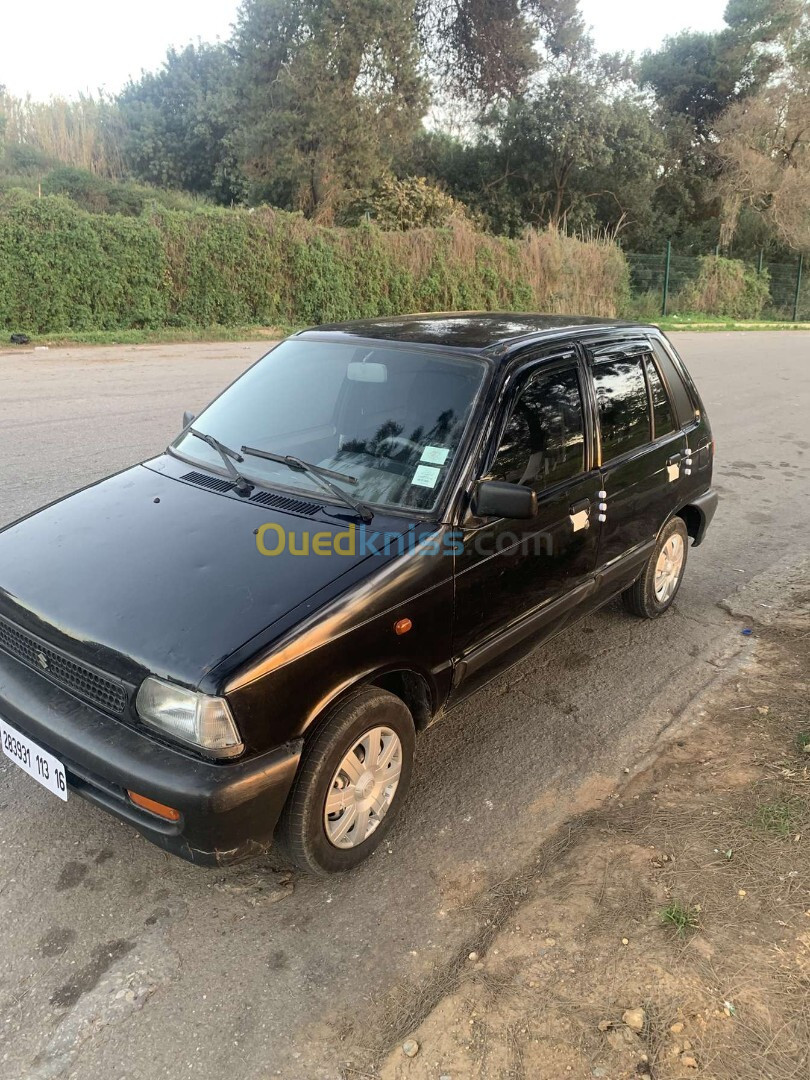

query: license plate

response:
[1,718,68,801]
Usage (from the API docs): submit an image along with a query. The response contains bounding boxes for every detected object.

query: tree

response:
[717,82,810,251]
[398,129,522,234]
[640,2,810,142]
[635,28,767,249]
[724,0,809,57]
[414,0,585,104]
[633,1,810,252]
[715,0,810,251]
[486,73,662,234]
[576,96,667,249]
[119,44,246,204]
[234,0,427,220]
[489,76,616,230]
[639,31,752,142]
[405,47,662,243]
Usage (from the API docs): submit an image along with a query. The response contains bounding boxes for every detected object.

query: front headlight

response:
[135,677,244,759]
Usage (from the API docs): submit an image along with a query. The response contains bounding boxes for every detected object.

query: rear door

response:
[586,340,686,595]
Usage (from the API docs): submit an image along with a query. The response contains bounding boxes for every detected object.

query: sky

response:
[2,0,730,101]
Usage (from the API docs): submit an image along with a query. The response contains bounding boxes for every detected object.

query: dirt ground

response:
[354,561,810,1080]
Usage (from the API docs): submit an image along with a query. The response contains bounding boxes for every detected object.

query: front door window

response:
[489,366,586,493]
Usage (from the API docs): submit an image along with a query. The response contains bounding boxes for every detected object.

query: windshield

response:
[172,339,487,513]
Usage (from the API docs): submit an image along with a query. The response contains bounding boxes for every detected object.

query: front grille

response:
[0,616,128,715]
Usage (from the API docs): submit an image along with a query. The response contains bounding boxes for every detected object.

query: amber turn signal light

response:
[394,618,413,636]
[128,790,181,821]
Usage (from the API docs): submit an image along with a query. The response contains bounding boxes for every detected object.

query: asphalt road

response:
[0,332,808,1079]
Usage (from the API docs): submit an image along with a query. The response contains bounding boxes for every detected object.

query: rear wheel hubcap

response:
[654,534,684,603]
[324,726,403,849]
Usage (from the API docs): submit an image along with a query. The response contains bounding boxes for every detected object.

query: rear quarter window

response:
[649,338,697,428]
[644,355,677,439]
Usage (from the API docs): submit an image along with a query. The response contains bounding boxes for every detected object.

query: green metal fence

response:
[624,245,808,322]
[763,255,805,321]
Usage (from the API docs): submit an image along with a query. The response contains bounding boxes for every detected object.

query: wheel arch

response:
[299,665,438,740]
[673,503,704,545]
[367,669,434,731]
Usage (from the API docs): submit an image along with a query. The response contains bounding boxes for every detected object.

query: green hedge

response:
[0,197,169,332]
[0,197,629,334]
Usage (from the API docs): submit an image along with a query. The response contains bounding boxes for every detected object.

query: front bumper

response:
[0,649,301,866]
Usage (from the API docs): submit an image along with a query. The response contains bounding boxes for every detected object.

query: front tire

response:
[276,687,415,875]
[622,517,688,619]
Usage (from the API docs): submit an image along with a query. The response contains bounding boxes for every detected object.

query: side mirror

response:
[473,480,537,520]
[182,410,196,430]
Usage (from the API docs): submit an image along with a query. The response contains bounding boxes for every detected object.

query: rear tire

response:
[276,687,415,875]
[622,517,688,619]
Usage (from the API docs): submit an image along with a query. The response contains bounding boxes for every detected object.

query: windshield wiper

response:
[241,446,373,523]
[187,429,253,496]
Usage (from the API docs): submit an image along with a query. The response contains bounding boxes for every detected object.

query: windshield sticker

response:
[420,445,450,466]
[411,464,441,489]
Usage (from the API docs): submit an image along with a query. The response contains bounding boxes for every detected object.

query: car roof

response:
[298,312,654,357]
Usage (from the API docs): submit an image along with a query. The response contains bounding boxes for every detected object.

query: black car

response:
[0,314,716,874]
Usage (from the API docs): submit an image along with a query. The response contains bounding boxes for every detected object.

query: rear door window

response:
[644,356,677,438]
[592,357,651,461]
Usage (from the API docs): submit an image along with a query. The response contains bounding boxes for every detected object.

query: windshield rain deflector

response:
[171,339,487,514]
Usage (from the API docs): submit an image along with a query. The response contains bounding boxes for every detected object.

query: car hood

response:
[0,463,410,689]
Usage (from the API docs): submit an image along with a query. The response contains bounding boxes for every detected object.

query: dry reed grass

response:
[1,92,125,177]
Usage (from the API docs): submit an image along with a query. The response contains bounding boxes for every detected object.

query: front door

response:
[588,341,687,597]
[450,352,600,700]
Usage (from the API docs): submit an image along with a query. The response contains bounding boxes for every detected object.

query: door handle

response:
[666,453,682,466]
[569,499,590,532]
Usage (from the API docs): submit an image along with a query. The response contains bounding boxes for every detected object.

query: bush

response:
[0,165,205,216]
[677,255,770,319]
[622,288,663,322]
[1,142,54,175]
[40,167,202,216]
[350,174,473,231]
[0,197,630,334]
